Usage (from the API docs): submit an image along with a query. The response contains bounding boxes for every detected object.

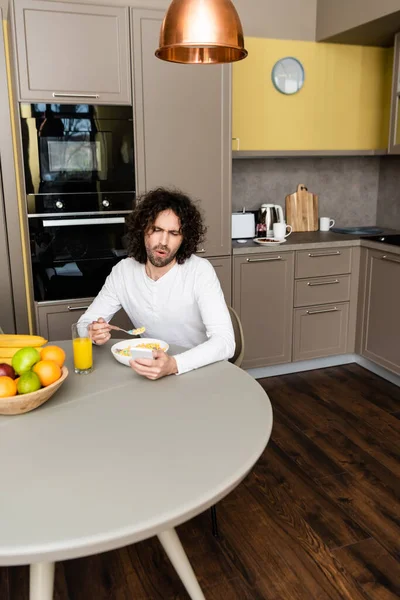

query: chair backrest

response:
[228,306,244,368]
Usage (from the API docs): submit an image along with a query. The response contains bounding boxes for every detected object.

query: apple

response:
[0,363,16,380]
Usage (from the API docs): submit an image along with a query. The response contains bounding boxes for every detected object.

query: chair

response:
[210,306,245,538]
[228,306,245,368]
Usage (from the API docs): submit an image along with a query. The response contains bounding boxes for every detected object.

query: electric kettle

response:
[257,204,285,237]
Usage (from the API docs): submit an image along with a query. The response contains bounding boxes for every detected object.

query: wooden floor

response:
[1,363,400,599]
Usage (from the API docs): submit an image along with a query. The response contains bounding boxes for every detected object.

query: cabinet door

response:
[207,257,232,305]
[295,248,352,279]
[233,253,294,368]
[361,250,400,374]
[389,32,400,154]
[35,300,132,342]
[13,0,131,104]
[131,9,231,257]
[293,303,349,361]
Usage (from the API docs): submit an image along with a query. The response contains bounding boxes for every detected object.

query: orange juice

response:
[73,337,92,371]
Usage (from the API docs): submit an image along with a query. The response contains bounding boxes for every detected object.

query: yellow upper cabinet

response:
[233,38,392,152]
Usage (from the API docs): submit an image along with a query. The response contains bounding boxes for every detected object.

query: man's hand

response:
[129,350,178,380]
[88,317,111,345]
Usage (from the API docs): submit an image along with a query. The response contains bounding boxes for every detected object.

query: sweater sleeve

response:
[173,260,235,375]
[77,262,123,327]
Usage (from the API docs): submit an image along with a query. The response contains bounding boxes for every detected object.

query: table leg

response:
[158,528,205,600]
[30,562,55,600]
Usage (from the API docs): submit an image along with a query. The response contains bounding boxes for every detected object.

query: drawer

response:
[294,274,351,307]
[295,248,352,279]
[293,302,349,361]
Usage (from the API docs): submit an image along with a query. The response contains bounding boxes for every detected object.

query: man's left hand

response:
[129,350,178,380]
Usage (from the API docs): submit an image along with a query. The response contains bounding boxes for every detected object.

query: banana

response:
[0,347,44,358]
[0,357,12,365]
[0,335,47,348]
[0,348,20,358]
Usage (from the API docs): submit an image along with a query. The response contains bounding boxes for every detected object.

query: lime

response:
[17,371,41,395]
[12,347,40,375]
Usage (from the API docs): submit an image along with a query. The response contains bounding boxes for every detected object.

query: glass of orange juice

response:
[72,322,93,375]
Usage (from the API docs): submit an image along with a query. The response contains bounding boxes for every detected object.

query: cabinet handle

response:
[52,93,100,99]
[196,248,206,254]
[306,307,338,315]
[232,137,240,150]
[382,254,400,264]
[67,306,90,311]
[307,279,339,286]
[308,251,341,257]
[246,256,282,263]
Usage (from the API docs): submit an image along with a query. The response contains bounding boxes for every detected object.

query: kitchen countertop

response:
[232,230,400,257]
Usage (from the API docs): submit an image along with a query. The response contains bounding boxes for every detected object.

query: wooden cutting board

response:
[285,184,319,232]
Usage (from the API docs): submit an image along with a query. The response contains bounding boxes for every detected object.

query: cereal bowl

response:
[111,338,169,367]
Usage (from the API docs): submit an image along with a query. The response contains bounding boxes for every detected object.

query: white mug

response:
[320,217,335,231]
[273,222,292,240]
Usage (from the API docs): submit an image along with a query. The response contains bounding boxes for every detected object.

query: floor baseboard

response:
[355,356,400,387]
[247,354,400,388]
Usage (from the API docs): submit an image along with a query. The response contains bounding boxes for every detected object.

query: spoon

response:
[109,325,146,336]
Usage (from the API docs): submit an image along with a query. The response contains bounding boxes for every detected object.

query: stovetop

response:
[364,234,400,247]
[331,226,384,235]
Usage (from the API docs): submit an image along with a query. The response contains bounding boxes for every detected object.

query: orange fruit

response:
[33,360,61,387]
[0,376,17,398]
[40,345,66,368]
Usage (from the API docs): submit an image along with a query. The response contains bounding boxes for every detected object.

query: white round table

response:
[0,340,273,600]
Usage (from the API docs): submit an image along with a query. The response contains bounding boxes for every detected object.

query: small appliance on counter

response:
[232,209,256,242]
[256,204,285,237]
[285,184,318,232]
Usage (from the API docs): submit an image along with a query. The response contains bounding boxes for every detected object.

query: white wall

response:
[1,0,318,41]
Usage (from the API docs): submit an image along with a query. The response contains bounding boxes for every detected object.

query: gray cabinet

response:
[208,256,232,305]
[36,299,132,342]
[131,8,231,257]
[294,274,351,307]
[361,249,400,374]
[389,32,400,154]
[233,252,294,369]
[293,303,349,361]
[12,0,131,104]
[293,245,355,360]
[295,247,352,279]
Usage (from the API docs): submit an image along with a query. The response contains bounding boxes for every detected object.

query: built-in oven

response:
[20,103,135,205]
[29,213,129,302]
[21,103,135,303]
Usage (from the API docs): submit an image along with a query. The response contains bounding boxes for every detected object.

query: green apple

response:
[12,347,40,375]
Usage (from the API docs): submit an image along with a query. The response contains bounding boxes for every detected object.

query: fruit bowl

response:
[0,366,69,416]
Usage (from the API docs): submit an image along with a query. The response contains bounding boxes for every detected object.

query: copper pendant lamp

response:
[155,0,248,64]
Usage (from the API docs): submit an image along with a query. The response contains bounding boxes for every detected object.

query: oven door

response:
[21,104,135,196]
[30,215,129,301]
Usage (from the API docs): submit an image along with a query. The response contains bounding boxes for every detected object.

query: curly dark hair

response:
[126,187,206,264]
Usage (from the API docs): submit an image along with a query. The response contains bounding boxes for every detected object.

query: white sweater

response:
[79,255,235,374]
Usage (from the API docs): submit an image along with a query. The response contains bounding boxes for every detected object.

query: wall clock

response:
[272,57,305,95]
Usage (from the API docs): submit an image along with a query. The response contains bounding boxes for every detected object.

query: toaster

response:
[231,211,256,240]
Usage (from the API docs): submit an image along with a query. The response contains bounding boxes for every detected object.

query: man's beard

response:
[146,244,177,267]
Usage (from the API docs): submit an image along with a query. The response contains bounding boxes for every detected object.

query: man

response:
[79,188,235,379]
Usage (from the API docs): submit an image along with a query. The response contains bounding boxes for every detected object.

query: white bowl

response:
[111,338,170,367]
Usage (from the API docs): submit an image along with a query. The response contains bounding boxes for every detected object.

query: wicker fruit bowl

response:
[0,366,69,416]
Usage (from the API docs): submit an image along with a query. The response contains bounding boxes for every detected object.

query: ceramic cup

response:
[273,222,292,240]
[320,217,335,231]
